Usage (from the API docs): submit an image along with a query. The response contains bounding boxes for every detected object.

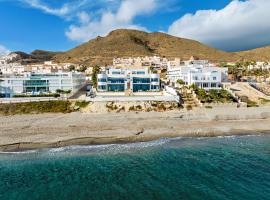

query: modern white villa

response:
[97,68,160,92]
[167,60,228,90]
[0,72,85,97]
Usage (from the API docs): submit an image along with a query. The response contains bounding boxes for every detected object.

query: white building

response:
[97,68,160,92]
[167,60,228,90]
[0,72,85,97]
[113,56,168,69]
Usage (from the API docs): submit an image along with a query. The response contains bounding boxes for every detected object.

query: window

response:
[98,85,106,90]
[137,71,145,75]
[107,78,125,83]
[133,77,150,83]
[112,71,121,75]
[211,83,217,88]
[133,84,150,92]
[108,84,124,91]
[98,78,107,82]
[151,78,159,82]
[213,77,217,81]
[151,85,159,90]
[203,83,209,88]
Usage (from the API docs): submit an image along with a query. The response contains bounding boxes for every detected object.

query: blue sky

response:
[0,0,269,55]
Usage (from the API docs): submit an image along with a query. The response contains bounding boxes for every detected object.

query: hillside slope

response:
[237,46,270,61]
[54,29,241,66]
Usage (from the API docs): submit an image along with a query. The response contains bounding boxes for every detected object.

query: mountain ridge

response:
[7,29,270,65]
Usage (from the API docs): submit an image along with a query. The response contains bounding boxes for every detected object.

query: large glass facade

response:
[133,77,150,83]
[133,84,150,92]
[107,78,125,84]
[24,80,48,86]
[108,84,125,91]
[23,80,49,93]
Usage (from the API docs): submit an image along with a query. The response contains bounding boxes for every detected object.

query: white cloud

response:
[19,0,93,19]
[0,45,10,56]
[168,0,270,51]
[65,0,157,42]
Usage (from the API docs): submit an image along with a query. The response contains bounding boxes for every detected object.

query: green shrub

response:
[74,101,90,108]
[56,89,71,94]
[247,100,258,107]
[0,101,72,115]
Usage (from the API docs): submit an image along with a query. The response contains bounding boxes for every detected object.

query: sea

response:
[0,135,269,200]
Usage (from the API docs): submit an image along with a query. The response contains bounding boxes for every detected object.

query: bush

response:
[192,87,236,103]
[56,89,71,94]
[74,101,90,108]
[0,101,72,115]
[247,100,258,107]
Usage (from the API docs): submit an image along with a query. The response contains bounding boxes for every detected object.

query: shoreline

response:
[0,131,269,153]
[1,105,270,152]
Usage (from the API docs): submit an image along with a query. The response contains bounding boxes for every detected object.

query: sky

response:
[0,0,270,55]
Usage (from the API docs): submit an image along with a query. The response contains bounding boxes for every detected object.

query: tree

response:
[92,65,101,88]
[78,65,87,72]
[68,65,75,72]
[177,79,185,85]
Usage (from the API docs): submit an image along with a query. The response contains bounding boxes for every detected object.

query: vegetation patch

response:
[56,89,71,94]
[259,98,270,105]
[0,101,73,115]
[74,101,90,108]
[247,100,258,107]
[191,84,236,103]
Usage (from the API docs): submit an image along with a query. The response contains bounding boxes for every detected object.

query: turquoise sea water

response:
[0,135,269,200]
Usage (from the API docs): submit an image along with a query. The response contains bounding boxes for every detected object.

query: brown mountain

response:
[53,29,242,66]
[237,46,270,61]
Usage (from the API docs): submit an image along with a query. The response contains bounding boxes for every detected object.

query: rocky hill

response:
[8,29,270,66]
[237,46,270,61]
[53,29,241,66]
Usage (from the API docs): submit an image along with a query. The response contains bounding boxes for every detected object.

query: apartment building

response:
[0,72,85,97]
[167,60,228,90]
[97,68,160,92]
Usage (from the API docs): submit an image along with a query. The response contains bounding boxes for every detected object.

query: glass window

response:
[137,71,145,75]
[24,80,48,86]
[151,78,159,82]
[98,78,107,82]
[133,84,150,92]
[213,77,217,80]
[98,85,106,90]
[107,78,125,83]
[108,84,125,91]
[211,83,217,88]
[133,77,150,83]
[203,83,209,88]
[151,85,159,90]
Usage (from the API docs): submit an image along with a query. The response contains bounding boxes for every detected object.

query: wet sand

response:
[1,105,270,152]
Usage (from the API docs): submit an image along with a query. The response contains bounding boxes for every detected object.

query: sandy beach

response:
[1,105,270,151]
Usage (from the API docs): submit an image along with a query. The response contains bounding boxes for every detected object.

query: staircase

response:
[181,90,201,110]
